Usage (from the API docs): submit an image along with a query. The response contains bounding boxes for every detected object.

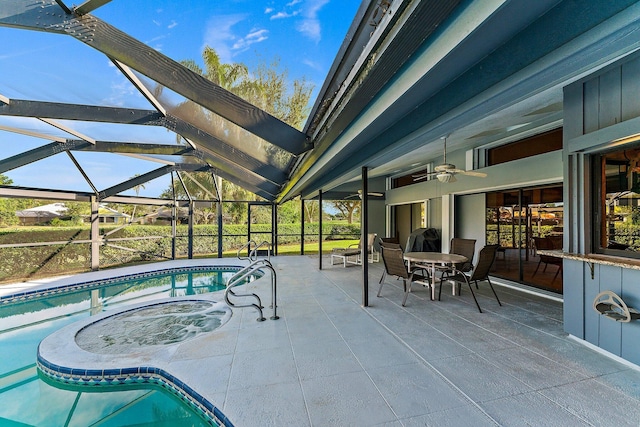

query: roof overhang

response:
[282,0,640,201]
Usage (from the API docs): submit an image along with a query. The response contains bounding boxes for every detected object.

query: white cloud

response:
[295,0,330,42]
[264,7,274,14]
[302,58,323,71]
[168,20,178,29]
[202,14,247,62]
[287,0,302,6]
[103,62,147,107]
[232,29,269,51]
[247,29,269,41]
[106,77,144,107]
[296,19,321,42]
[270,11,298,20]
[305,0,330,16]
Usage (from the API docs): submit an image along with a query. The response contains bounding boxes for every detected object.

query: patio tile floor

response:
[172,255,640,427]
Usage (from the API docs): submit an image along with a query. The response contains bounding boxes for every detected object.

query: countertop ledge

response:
[537,250,640,270]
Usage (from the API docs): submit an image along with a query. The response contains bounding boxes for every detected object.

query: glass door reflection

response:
[486,185,563,293]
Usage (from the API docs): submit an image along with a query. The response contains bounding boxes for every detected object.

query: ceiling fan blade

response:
[346,190,385,199]
[412,171,438,181]
[459,170,487,177]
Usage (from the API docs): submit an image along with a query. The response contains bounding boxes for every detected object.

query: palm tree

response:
[158,47,314,218]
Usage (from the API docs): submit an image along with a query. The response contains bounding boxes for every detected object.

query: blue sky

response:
[0,0,362,197]
[94,0,361,102]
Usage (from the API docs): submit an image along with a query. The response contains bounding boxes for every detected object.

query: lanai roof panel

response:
[0,27,153,110]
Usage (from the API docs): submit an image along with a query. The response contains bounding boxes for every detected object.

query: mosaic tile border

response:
[37,355,233,427]
[0,265,255,306]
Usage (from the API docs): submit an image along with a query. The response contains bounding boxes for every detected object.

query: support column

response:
[301,198,305,255]
[273,203,278,256]
[171,202,177,259]
[90,195,99,271]
[213,174,223,258]
[188,200,194,259]
[217,199,223,258]
[318,190,323,270]
[361,167,369,307]
[171,172,177,259]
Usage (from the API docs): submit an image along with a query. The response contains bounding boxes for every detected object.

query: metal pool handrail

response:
[252,240,272,261]
[225,259,278,321]
[237,240,273,262]
[237,240,257,261]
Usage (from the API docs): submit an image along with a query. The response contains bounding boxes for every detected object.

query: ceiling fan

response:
[412,136,487,183]
[345,190,385,199]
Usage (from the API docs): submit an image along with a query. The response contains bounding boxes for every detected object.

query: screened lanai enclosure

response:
[4,0,640,298]
[0,0,350,280]
[6,0,640,407]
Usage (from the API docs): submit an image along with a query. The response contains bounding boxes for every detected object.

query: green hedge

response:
[0,222,362,283]
[486,225,558,248]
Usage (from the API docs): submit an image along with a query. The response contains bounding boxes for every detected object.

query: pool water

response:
[0,267,243,427]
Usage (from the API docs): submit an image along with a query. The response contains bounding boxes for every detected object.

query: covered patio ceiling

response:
[282,0,640,200]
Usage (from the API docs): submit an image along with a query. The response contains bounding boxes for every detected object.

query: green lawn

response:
[221,239,360,256]
[279,239,360,255]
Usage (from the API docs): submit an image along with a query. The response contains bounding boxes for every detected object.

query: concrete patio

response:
[164,255,640,426]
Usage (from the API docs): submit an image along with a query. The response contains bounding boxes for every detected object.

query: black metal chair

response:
[436,238,476,287]
[450,238,476,274]
[378,240,403,284]
[377,246,429,306]
[440,244,501,313]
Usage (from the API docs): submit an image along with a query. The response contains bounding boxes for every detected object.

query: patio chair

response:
[532,236,562,283]
[436,238,476,281]
[377,245,429,306]
[331,233,378,267]
[379,240,402,284]
[449,238,476,272]
[364,232,380,263]
[440,244,501,313]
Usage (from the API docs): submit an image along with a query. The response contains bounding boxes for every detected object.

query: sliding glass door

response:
[486,185,563,293]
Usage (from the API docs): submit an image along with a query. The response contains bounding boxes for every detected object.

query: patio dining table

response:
[403,252,468,300]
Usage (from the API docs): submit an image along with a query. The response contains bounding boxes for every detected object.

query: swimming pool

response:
[0,266,252,427]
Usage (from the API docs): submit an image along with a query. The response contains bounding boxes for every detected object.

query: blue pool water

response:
[0,267,246,427]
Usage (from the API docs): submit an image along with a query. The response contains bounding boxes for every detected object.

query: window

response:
[391,163,433,189]
[485,129,562,166]
[594,144,640,258]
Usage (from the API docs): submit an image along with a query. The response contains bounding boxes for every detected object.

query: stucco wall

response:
[455,193,487,262]
[385,145,562,261]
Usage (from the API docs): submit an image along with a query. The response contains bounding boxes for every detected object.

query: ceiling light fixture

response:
[437,172,453,183]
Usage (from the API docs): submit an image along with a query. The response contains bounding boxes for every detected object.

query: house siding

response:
[564,49,640,363]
